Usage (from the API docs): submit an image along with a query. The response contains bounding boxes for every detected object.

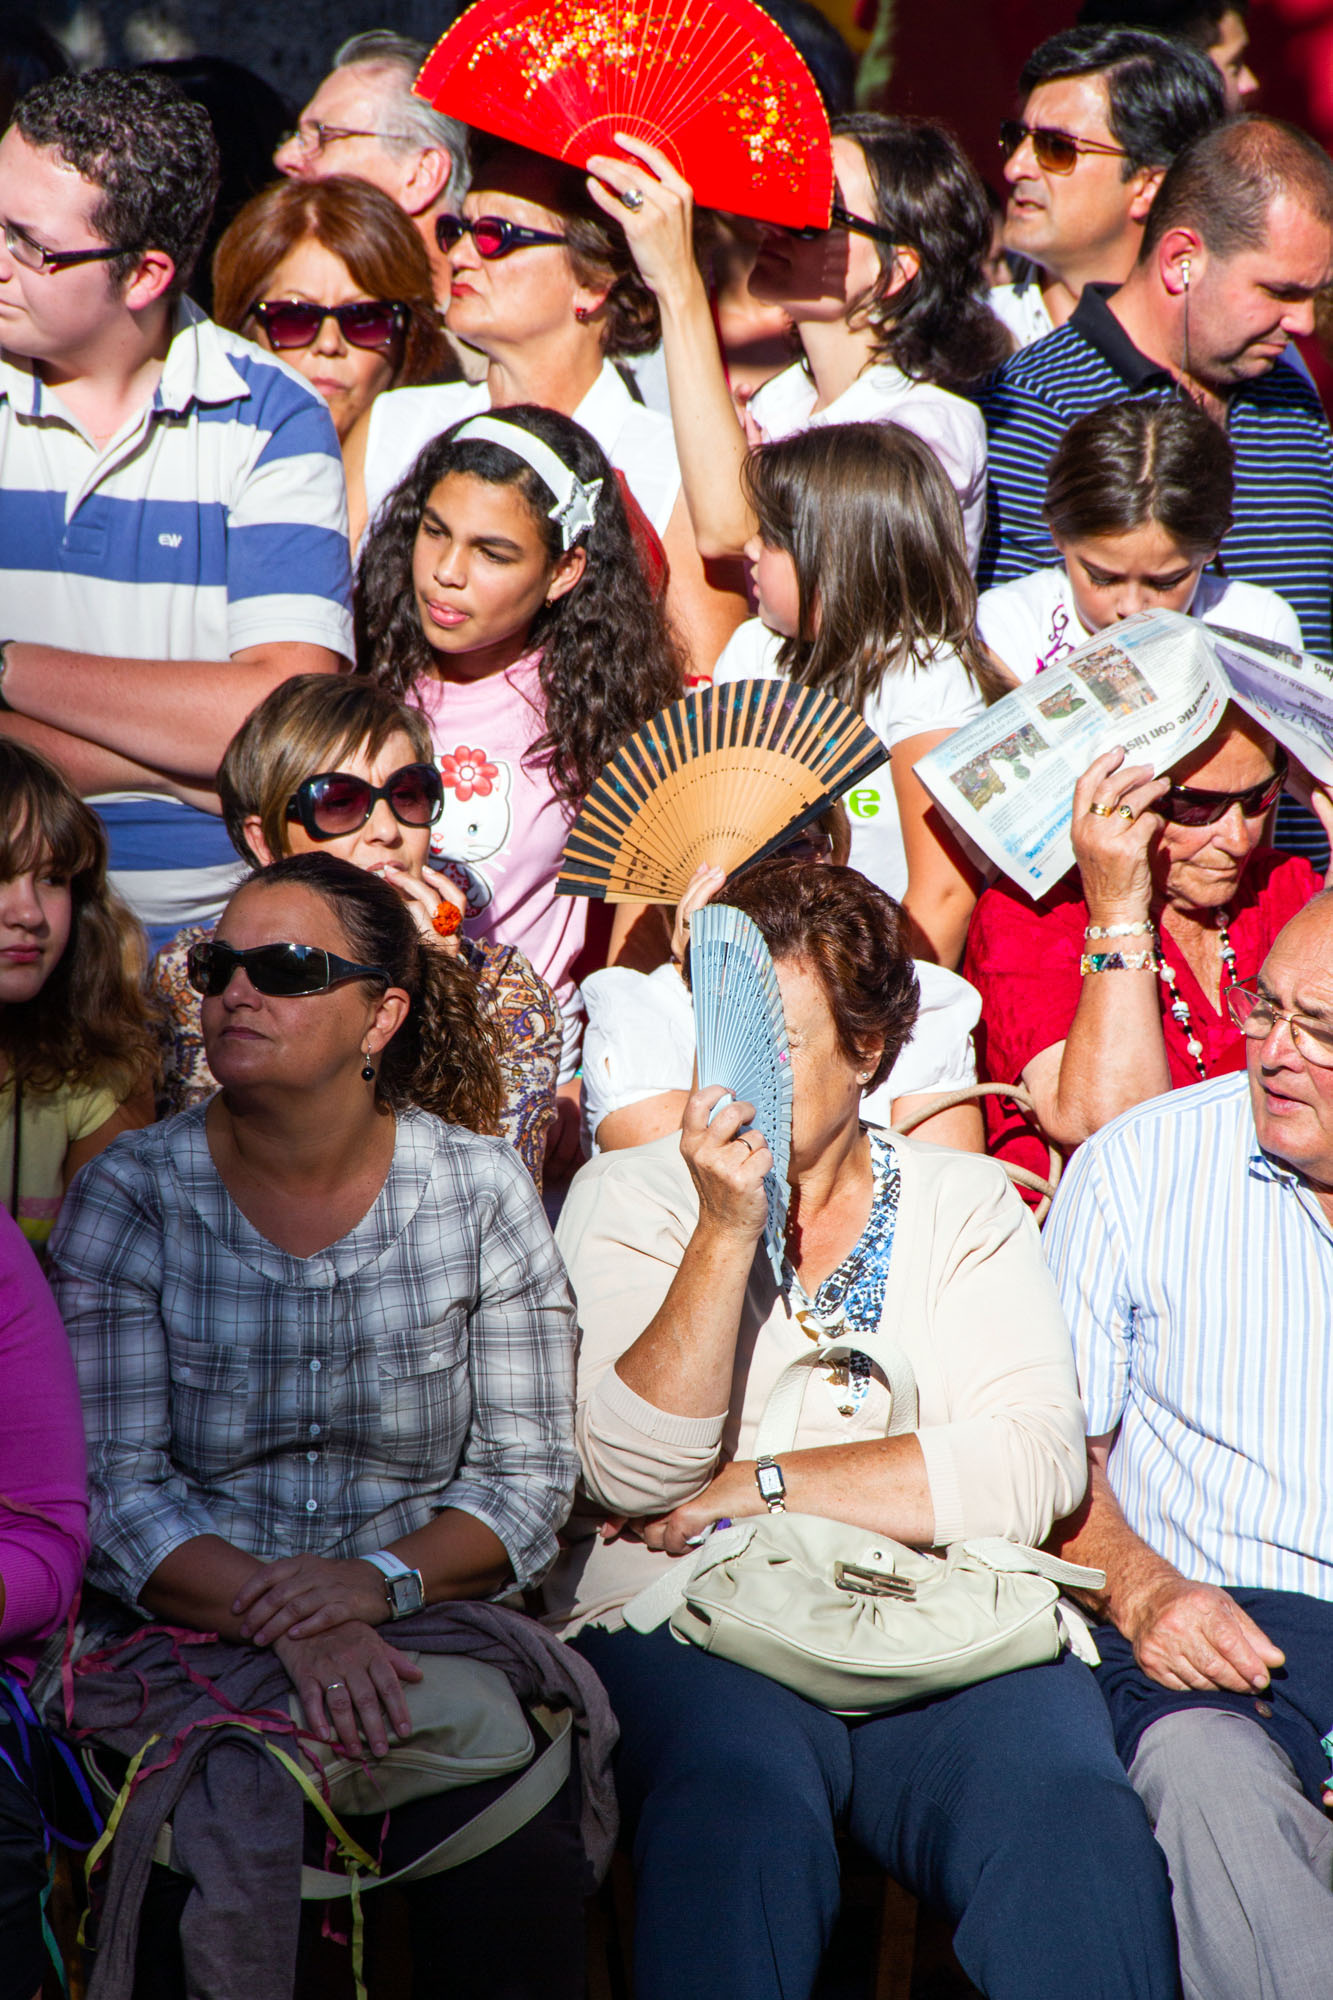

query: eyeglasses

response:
[249,298,409,352]
[3,220,142,274]
[1160,754,1287,827]
[783,203,902,248]
[435,214,568,259]
[279,121,410,157]
[1225,983,1333,1067]
[186,939,391,999]
[285,764,444,842]
[999,120,1130,174]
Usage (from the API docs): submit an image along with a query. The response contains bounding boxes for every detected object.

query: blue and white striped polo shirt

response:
[976,284,1333,657]
[0,302,353,941]
[1044,1071,1333,1602]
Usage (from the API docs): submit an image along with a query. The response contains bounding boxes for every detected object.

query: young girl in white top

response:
[356,405,682,1109]
[978,395,1303,680]
[712,421,1006,967]
[588,114,1009,573]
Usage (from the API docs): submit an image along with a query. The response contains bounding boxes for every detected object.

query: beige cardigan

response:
[545,1132,1087,1635]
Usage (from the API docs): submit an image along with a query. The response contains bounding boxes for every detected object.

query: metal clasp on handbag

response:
[834,1560,916,1600]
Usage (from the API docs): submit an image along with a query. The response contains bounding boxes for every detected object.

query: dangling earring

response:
[361,1046,376,1083]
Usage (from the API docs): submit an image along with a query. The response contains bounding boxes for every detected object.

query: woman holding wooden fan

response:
[551,859,1176,2000]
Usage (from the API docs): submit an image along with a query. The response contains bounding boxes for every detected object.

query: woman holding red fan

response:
[592,113,1009,573]
[344,139,746,677]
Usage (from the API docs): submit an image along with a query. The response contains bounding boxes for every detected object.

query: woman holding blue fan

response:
[551,858,1178,2000]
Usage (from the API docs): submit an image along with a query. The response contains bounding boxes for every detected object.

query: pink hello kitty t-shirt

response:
[413,653,587,1078]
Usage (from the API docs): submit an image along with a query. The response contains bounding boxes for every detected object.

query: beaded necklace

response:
[1157,911,1236,1081]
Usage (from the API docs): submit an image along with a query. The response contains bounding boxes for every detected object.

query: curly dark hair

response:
[468,139,660,358]
[235,854,504,1134]
[692,860,921,1092]
[0,742,160,1100]
[15,68,220,297]
[355,404,684,807]
[832,113,1011,391]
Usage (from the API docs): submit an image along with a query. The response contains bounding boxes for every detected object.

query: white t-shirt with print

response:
[747,359,988,571]
[978,565,1305,683]
[712,618,985,902]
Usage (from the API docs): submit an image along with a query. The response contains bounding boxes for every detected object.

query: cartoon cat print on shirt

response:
[429,745,512,917]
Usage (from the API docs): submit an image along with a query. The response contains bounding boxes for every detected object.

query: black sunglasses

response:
[783,202,901,248]
[285,764,444,842]
[998,120,1130,174]
[186,940,391,999]
[1160,752,1287,827]
[249,299,409,352]
[435,214,567,259]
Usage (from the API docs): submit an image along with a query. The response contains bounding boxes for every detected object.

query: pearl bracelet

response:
[1084,919,1154,940]
[1080,950,1160,975]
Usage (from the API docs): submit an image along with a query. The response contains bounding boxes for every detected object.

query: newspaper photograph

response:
[916,611,1229,896]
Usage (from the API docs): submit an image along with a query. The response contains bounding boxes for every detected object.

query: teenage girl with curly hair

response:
[0,742,160,1256]
[355,403,683,1100]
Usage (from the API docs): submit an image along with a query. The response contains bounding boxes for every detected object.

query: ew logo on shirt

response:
[158,532,183,548]
[430,746,513,917]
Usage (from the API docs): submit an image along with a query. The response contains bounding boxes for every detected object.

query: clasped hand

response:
[235,1551,388,1646]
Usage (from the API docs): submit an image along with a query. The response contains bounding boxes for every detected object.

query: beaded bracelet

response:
[1080,949,1160,975]
[1084,919,1154,940]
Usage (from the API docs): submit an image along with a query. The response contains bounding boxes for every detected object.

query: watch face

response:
[756,1465,784,1500]
[387,1571,424,1616]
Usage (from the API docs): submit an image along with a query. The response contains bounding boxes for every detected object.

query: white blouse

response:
[362,358,682,536]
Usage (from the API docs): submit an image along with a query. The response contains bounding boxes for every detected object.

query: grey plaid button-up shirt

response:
[49,1106,578,1606]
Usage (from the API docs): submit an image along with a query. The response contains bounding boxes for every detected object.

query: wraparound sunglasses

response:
[186,940,390,998]
[1160,753,1287,828]
[285,764,444,842]
[435,213,568,258]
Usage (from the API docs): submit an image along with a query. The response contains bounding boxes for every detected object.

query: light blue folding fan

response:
[690,904,793,1282]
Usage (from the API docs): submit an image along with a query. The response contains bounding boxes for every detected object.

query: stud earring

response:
[574,305,591,323]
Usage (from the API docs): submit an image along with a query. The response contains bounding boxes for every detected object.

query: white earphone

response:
[1181,256,1192,289]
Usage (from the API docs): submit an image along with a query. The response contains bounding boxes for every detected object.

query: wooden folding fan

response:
[415,0,834,230]
[555,679,887,903]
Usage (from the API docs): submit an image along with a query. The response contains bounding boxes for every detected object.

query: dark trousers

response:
[575,1625,1180,2000]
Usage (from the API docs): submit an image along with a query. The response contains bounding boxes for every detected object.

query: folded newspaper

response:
[915,609,1333,897]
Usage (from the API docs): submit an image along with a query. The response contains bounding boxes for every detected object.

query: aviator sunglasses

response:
[435,213,568,259]
[999,120,1129,175]
[249,299,409,352]
[285,764,444,843]
[1159,752,1287,828]
[186,940,390,999]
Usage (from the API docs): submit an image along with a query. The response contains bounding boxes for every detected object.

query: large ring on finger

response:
[1087,802,1115,817]
[1116,804,1136,822]
[432,897,462,939]
[620,186,645,211]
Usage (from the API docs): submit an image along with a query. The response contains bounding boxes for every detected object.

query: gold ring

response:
[1117,804,1136,822]
[1087,802,1114,817]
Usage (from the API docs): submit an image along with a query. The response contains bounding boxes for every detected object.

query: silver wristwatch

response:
[755,1455,787,1514]
[362,1549,425,1619]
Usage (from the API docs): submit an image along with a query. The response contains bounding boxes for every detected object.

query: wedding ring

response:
[1087,802,1114,817]
[1116,804,1136,822]
[620,186,645,211]
[740,1135,756,1154]
[325,1681,346,1692]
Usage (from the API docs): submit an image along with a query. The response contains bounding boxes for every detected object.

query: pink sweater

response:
[0,1209,88,1681]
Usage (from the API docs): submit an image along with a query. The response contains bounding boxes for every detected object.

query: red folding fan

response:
[415,0,834,229]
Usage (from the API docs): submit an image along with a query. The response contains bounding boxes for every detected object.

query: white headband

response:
[452,416,603,551]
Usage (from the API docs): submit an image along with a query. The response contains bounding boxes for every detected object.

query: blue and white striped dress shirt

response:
[1044,1071,1333,1602]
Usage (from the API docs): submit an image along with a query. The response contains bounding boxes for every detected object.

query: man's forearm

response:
[2,639,342,782]
[1048,1450,1182,1629]
[0,711,215,802]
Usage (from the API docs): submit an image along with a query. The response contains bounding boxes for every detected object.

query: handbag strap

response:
[754,1322,920,1458]
[960,1538,1105,1593]
[297,1704,574,1897]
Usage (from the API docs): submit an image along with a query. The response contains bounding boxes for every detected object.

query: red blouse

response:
[964,848,1322,1189]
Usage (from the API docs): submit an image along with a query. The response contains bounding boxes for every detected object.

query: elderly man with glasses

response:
[1044,886,1333,2000]
[993,24,1224,350]
[275,30,470,309]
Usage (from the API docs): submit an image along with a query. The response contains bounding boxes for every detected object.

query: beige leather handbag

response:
[624,1327,1102,1715]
